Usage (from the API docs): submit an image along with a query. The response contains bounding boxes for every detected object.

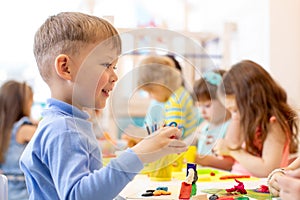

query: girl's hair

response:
[166,54,182,72]
[193,69,226,101]
[137,55,182,91]
[166,54,186,88]
[0,80,33,163]
[220,60,298,156]
[34,12,121,83]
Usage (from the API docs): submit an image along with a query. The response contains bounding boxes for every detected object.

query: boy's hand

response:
[131,126,187,163]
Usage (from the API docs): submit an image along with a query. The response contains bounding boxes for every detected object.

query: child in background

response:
[143,54,185,129]
[19,12,187,200]
[268,156,300,198]
[193,70,234,170]
[213,60,298,177]
[121,55,172,147]
[0,80,37,200]
[137,55,200,139]
[122,55,170,147]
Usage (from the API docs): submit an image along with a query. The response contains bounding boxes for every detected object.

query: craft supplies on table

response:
[120,167,278,200]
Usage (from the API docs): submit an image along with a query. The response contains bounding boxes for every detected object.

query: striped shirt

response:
[164,86,201,138]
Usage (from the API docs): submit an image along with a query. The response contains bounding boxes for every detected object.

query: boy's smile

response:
[97,59,118,108]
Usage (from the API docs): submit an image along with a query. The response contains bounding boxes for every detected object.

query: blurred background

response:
[0,0,299,142]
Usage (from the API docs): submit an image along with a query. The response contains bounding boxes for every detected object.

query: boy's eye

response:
[101,63,111,68]
[101,63,117,70]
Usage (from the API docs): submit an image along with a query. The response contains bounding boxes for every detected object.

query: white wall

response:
[188,0,270,69]
[269,0,300,109]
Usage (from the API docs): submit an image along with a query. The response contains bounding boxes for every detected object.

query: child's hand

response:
[131,126,187,163]
[276,169,300,199]
[213,139,231,156]
[268,170,286,197]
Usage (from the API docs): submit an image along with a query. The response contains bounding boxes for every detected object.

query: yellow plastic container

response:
[148,154,173,181]
[171,153,184,172]
[183,146,197,164]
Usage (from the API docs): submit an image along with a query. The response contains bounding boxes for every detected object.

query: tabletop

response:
[119,168,281,200]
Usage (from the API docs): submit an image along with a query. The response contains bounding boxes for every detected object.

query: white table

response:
[119,174,278,200]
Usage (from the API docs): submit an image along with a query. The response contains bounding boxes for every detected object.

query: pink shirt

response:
[231,118,290,176]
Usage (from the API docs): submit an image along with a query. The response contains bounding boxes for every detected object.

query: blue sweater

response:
[20,98,143,200]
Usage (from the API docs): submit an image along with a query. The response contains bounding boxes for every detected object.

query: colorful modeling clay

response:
[218,197,234,200]
[179,182,192,199]
[234,197,249,200]
[153,190,171,196]
[156,186,168,191]
[225,179,247,194]
[209,194,219,200]
[141,188,171,197]
[146,189,155,193]
[254,185,269,193]
[185,168,195,184]
[191,183,197,196]
[141,192,153,197]
[219,175,250,180]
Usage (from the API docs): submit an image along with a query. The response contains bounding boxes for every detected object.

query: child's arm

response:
[16,124,37,144]
[215,120,286,177]
[287,157,300,170]
[36,126,186,199]
[224,114,244,149]
[195,154,234,171]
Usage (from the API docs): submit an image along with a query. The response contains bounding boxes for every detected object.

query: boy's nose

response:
[110,70,118,82]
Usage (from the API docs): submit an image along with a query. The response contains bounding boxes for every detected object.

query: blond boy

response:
[20,12,186,199]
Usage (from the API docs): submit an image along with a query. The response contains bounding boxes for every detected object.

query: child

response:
[19,12,187,200]
[121,55,174,147]
[193,70,234,170]
[143,54,184,129]
[123,54,200,146]
[137,55,200,139]
[268,156,300,198]
[213,60,298,177]
[0,80,37,200]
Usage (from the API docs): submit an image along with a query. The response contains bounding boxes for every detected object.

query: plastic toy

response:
[179,163,198,199]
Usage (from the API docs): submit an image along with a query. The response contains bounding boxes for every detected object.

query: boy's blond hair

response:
[33,12,121,83]
[137,55,182,91]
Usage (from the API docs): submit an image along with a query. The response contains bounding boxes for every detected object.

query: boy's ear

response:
[55,54,72,80]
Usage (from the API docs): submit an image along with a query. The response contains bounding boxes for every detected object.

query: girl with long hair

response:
[214,60,298,177]
[0,80,37,200]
